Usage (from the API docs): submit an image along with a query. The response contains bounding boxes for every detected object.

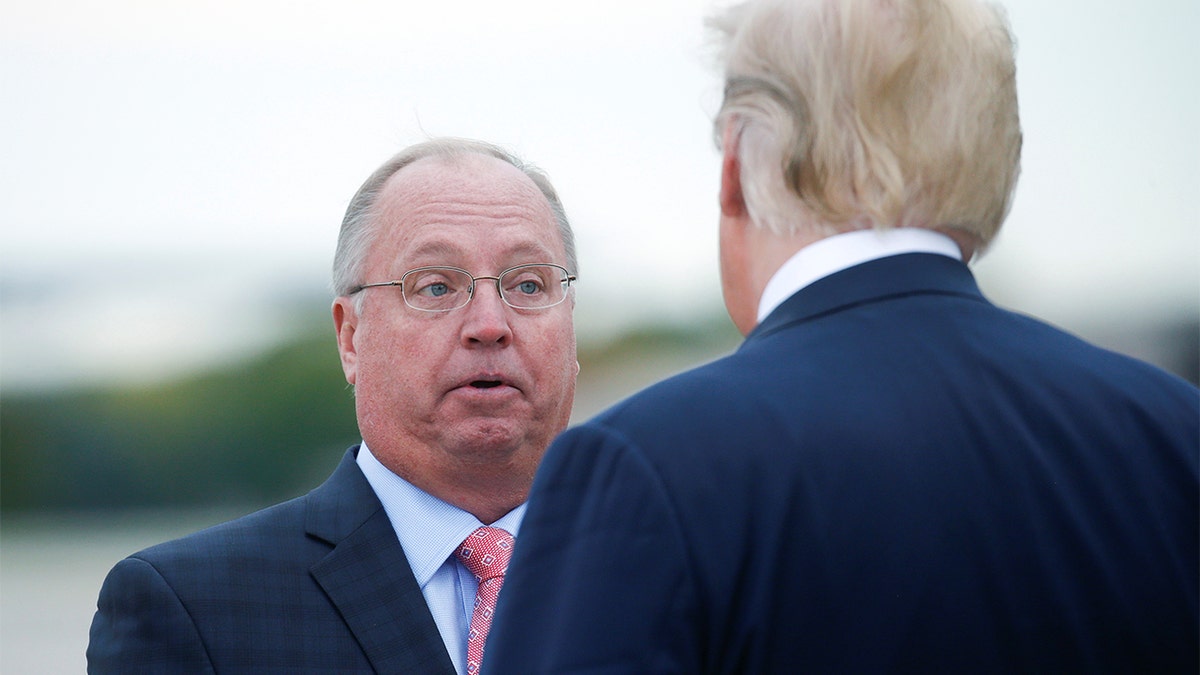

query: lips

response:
[450,374,520,406]
[453,372,520,394]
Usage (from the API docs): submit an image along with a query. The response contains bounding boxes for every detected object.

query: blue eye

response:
[388,264,570,312]
[402,268,471,310]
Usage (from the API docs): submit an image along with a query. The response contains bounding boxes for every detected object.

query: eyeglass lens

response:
[402,265,570,311]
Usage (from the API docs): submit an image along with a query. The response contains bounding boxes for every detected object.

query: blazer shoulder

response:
[89,555,217,673]
[134,495,306,561]
[132,448,377,567]
[595,350,769,425]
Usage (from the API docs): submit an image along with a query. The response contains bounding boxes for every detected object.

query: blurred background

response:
[1,0,1196,671]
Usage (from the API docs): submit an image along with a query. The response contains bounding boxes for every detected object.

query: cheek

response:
[533,321,578,387]
[356,320,428,389]
[718,230,756,336]
[718,216,737,286]
[718,231,740,306]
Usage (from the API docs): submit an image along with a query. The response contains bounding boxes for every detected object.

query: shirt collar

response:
[757,228,962,322]
[356,442,526,587]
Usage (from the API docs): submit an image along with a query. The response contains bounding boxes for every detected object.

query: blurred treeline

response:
[3,309,1195,514]
[1,326,356,512]
[0,313,743,513]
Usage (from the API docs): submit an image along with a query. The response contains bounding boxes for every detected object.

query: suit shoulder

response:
[600,353,747,417]
[130,495,309,569]
[596,352,772,425]
[1012,311,1199,411]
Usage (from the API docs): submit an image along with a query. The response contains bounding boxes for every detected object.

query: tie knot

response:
[455,526,514,582]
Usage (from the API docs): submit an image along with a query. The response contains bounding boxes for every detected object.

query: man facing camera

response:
[88,138,580,674]
[486,1,1199,672]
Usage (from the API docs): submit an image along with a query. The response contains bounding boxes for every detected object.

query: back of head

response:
[710,0,1021,250]
[332,138,577,297]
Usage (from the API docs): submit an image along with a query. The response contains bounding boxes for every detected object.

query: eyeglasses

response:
[349,263,577,312]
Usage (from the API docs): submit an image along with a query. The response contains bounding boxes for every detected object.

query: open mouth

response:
[470,380,504,389]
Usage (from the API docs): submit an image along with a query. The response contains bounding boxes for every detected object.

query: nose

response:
[460,279,512,347]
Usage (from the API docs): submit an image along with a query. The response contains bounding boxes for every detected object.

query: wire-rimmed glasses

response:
[349,263,576,312]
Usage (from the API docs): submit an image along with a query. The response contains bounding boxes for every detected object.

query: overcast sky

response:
[2,0,1197,390]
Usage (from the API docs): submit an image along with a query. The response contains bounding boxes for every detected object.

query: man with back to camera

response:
[485,0,1199,672]
[87,137,580,673]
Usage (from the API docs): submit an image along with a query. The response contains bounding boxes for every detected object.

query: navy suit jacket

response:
[487,254,1199,673]
[88,448,457,674]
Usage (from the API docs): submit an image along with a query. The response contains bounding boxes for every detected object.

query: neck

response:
[429,468,530,524]
[737,226,824,332]
[366,438,536,524]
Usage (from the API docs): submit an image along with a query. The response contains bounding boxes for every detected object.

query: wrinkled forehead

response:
[395,236,563,271]
[368,154,566,270]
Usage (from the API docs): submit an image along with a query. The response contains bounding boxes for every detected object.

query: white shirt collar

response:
[757,228,962,322]
[355,442,525,587]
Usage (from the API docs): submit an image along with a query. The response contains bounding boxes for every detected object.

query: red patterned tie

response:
[455,526,515,674]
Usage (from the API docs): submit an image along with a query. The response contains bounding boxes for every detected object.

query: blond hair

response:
[710,0,1022,249]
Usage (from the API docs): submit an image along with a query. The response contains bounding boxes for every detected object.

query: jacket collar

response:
[746,253,986,345]
[306,448,457,674]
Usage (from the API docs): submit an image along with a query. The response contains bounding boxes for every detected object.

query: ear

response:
[332,297,359,385]
[719,124,748,220]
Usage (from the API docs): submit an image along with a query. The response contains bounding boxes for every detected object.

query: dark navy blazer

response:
[88,448,457,674]
[487,254,1199,674]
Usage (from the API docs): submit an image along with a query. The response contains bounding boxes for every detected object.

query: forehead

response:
[369,154,564,269]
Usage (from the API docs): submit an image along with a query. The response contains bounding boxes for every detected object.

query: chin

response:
[448,420,526,455]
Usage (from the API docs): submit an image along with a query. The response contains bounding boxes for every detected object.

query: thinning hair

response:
[709,0,1022,250]
[331,138,577,297]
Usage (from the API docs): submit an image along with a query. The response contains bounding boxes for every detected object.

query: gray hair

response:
[709,0,1022,250]
[332,138,577,297]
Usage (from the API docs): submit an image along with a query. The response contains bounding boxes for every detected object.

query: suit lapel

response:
[746,253,986,344]
[306,449,457,675]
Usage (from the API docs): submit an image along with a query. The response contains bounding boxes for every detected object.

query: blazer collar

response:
[306,448,457,674]
[746,253,985,344]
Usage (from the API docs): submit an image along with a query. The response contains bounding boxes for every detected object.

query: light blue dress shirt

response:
[356,442,525,675]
